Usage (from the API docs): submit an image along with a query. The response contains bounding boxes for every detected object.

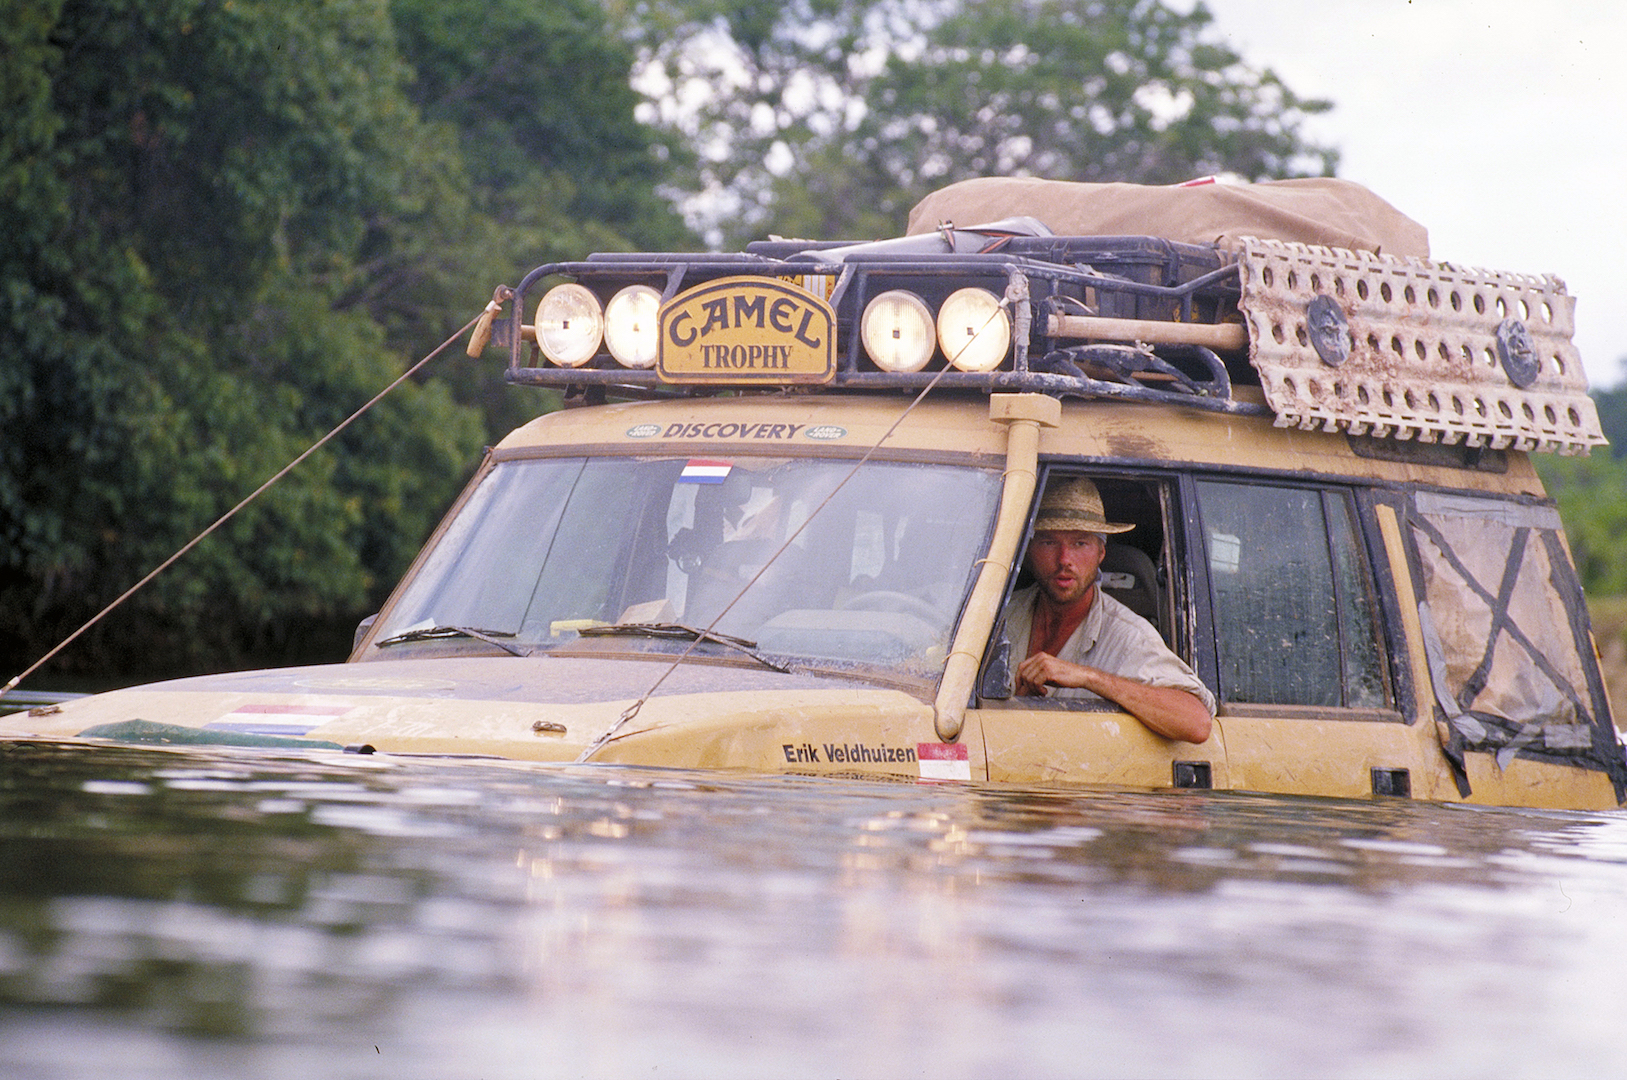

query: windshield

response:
[370,455,1002,680]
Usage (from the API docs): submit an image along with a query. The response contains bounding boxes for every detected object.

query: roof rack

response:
[489,230,1604,453]
[499,231,1261,415]
[1239,239,1603,454]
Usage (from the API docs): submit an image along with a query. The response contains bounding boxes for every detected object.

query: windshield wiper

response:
[373,625,531,657]
[575,622,792,673]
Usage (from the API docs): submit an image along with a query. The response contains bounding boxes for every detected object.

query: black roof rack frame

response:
[500,242,1270,417]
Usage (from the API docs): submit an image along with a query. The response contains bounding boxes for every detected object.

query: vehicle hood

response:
[130,653,883,703]
[3,655,933,762]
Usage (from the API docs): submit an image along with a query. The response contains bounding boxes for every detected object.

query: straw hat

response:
[1032,477,1134,534]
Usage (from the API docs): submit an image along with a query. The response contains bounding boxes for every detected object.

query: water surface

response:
[1,740,1623,1078]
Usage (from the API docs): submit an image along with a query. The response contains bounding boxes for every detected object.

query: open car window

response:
[980,473,1184,708]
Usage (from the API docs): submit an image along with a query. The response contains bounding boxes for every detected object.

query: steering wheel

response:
[837,590,941,622]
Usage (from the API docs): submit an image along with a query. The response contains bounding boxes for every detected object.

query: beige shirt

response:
[1004,585,1216,714]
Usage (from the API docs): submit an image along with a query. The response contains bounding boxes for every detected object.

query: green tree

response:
[0,0,483,678]
[392,0,689,248]
[1538,452,1627,597]
[378,0,696,438]
[1534,363,1627,596]
[1590,358,1627,459]
[623,0,1337,243]
[3,0,698,681]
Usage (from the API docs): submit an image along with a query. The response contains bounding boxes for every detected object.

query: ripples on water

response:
[1,739,1624,1079]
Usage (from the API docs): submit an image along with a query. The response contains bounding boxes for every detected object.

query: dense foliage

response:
[0,0,685,678]
[2,0,1344,682]
[1536,371,1627,598]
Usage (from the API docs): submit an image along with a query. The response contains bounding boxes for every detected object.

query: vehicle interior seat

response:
[1100,543,1163,641]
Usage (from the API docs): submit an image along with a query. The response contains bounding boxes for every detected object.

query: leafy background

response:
[2,0,1622,695]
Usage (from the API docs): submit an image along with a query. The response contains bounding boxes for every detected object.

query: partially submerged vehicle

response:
[9,177,1624,808]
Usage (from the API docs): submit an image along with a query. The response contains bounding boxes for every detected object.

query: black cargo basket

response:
[498,236,1261,415]
[997,235,1227,323]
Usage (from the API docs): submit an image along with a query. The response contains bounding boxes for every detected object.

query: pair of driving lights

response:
[860,288,1011,373]
[535,283,661,369]
[534,283,1012,373]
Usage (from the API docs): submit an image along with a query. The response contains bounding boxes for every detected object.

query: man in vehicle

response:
[1004,477,1215,743]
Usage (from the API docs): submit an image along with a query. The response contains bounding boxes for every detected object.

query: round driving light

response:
[937,287,1010,372]
[604,284,661,369]
[535,283,603,367]
[860,290,935,373]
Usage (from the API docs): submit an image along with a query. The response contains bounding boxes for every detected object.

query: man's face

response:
[1025,529,1106,606]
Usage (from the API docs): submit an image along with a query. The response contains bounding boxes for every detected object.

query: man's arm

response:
[1016,652,1213,743]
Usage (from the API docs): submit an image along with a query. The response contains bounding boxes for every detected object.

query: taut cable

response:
[0,300,503,699]
[577,285,1021,760]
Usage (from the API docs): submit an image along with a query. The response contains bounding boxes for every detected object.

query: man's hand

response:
[1014,652,1077,697]
[1016,651,1212,744]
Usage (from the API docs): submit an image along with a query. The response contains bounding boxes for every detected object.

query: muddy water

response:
[1,740,1623,1079]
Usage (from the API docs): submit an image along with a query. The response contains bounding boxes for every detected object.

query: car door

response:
[1189,477,1424,798]
[968,469,1229,790]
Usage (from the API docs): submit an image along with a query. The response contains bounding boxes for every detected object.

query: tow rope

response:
[0,297,504,701]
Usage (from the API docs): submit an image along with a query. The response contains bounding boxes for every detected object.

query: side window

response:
[982,472,1181,703]
[1017,473,1177,642]
[1195,480,1389,709]
[1410,492,1609,765]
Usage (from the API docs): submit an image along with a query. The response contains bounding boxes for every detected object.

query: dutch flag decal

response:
[205,703,353,737]
[918,742,971,781]
[678,460,733,484]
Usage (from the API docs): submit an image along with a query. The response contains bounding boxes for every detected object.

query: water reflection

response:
[1,739,1624,1078]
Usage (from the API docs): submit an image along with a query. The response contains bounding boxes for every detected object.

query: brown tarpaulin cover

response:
[906,177,1430,258]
